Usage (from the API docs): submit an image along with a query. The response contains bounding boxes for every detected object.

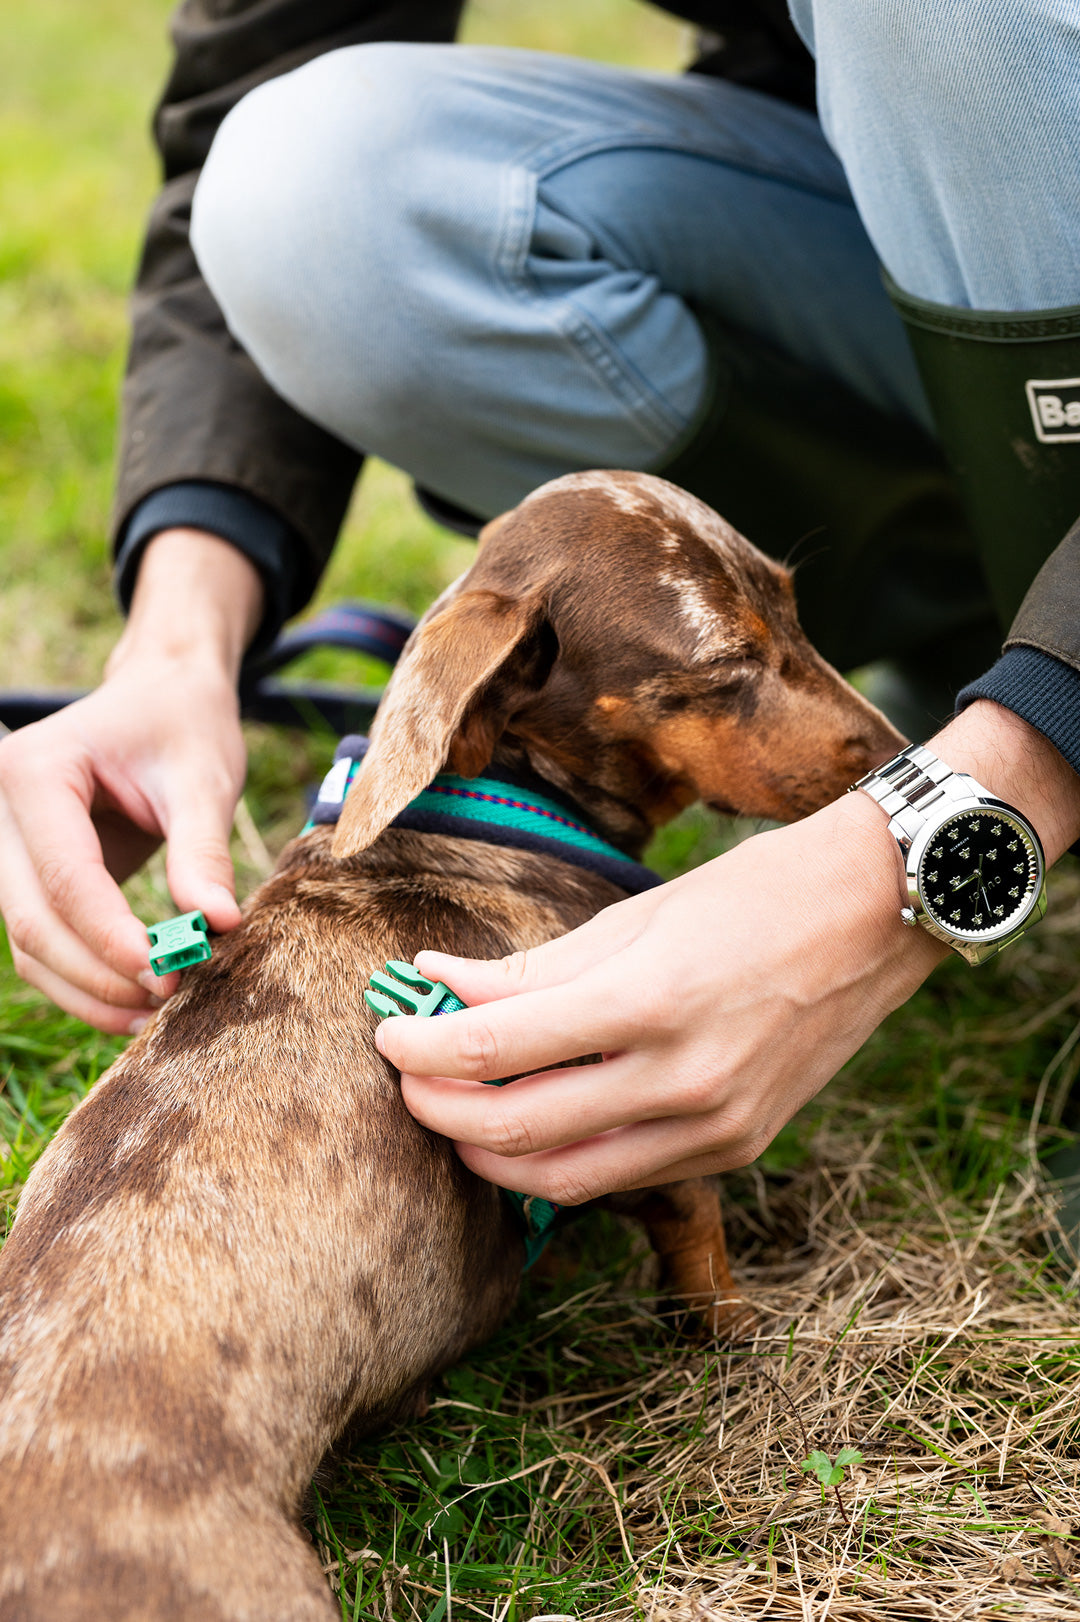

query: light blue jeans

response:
[191,1,1080,522]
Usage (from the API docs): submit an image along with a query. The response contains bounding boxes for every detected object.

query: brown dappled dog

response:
[0,471,901,1619]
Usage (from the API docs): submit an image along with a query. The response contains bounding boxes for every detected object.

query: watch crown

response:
[900,907,918,927]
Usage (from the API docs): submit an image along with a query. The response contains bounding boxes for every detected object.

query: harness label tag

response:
[318,755,354,805]
[1026,377,1080,443]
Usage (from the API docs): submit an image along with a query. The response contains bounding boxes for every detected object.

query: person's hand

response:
[379,790,943,1202]
[378,701,1080,1203]
[0,529,263,1033]
[0,659,246,1032]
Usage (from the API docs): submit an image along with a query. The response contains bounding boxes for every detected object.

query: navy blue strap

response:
[248,602,414,676]
[238,602,415,732]
[0,603,414,735]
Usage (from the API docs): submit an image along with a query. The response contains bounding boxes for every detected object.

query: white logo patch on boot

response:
[1026,378,1080,442]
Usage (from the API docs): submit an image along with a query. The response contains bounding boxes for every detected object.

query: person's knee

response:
[191,43,471,419]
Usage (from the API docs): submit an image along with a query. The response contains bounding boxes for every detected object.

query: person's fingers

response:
[10,944,161,1036]
[411,884,663,1006]
[4,881,157,1010]
[0,778,177,1009]
[399,1044,712,1156]
[377,946,675,1084]
[453,1107,772,1206]
[163,798,242,933]
[4,767,157,986]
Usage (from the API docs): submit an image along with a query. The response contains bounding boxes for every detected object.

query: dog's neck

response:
[305,737,662,895]
[488,733,689,859]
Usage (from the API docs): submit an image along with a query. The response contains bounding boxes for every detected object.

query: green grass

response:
[3,3,1080,1617]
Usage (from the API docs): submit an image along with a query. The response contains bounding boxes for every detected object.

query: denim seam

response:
[513,126,854,208]
[492,159,697,453]
[552,302,691,446]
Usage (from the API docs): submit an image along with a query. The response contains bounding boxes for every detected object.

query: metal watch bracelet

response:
[854,743,984,846]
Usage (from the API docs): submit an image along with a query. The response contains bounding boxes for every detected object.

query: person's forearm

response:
[930,698,1080,865]
[107,528,264,683]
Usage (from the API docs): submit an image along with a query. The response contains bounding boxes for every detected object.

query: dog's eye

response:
[702,654,763,683]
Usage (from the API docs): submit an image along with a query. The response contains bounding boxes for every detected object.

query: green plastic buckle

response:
[365,960,467,1019]
[364,959,559,1266]
[147,910,212,976]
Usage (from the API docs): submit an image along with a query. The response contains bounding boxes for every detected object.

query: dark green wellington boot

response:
[886,279,1080,631]
[884,286,1080,1262]
[657,313,1001,704]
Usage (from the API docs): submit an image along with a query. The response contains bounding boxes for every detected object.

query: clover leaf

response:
[802,1447,864,1488]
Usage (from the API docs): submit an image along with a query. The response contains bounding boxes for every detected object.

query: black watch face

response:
[918,809,1040,937]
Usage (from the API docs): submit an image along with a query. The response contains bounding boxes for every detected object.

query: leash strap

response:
[0,602,416,736]
[246,602,414,675]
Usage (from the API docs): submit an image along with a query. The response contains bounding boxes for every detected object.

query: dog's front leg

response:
[609,1179,755,1339]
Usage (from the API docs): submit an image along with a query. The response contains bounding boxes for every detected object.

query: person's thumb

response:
[163,801,242,933]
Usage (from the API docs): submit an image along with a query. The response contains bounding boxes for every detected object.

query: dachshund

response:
[0,470,901,1620]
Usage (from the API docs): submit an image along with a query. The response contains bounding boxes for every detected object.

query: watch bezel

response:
[903,797,1046,956]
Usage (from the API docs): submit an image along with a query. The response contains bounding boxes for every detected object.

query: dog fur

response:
[0,472,901,1619]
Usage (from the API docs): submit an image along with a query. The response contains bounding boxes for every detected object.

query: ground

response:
[3,2,1080,1616]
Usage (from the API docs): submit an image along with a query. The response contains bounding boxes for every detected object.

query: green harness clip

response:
[147,910,212,976]
[365,960,467,1020]
[365,959,559,1267]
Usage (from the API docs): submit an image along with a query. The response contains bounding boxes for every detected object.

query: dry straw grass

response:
[324,1137,1080,1620]
[427,1160,1078,1621]
[600,1152,1080,1620]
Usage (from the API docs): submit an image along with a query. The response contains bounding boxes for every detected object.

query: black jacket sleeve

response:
[957,519,1080,776]
[113,0,464,637]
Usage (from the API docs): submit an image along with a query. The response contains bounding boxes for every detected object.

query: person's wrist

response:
[829,788,948,946]
[928,699,1080,865]
[800,789,951,1001]
[107,528,264,684]
[679,791,949,991]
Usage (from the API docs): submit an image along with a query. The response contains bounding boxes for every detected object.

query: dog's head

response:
[333,470,903,857]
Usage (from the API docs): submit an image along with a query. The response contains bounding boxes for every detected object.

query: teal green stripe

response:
[412,775,633,863]
[435,774,594,828]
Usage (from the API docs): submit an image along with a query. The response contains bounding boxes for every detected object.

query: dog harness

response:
[302,735,662,895]
[302,735,662,1266]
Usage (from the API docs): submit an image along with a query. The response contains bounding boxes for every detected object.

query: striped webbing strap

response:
[303,735,661,896]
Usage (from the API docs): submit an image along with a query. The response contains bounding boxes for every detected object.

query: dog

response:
[0,471,901,1619]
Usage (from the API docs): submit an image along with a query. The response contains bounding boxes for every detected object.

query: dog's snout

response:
[818,707,904,783]
[843,709,907,769]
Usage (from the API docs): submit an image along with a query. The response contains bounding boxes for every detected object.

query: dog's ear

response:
[331,585,549,858]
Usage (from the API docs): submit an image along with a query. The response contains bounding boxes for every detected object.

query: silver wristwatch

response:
[853,743,1047,965]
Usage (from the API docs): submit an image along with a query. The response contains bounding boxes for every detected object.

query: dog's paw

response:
[676,1290,759,1344]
